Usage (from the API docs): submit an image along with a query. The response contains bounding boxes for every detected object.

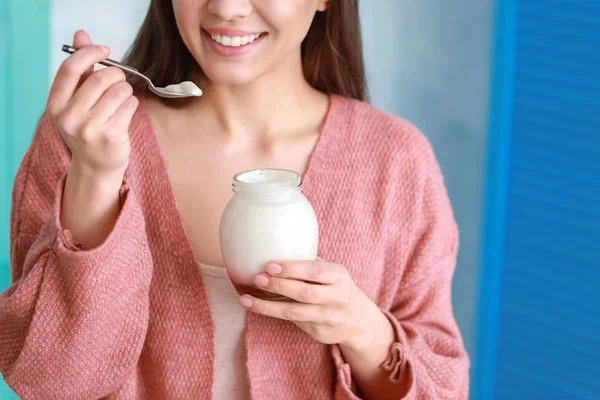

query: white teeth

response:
[210,33,262,47]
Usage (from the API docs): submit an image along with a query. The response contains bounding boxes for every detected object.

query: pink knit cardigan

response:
[0,95,469,399]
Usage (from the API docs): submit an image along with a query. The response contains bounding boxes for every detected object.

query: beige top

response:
[200,263,250,400]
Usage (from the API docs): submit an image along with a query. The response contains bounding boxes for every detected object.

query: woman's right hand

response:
[49,30,139,248]
[47,30,138,180]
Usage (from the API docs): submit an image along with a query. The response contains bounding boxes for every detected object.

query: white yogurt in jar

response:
[219,169,319,297]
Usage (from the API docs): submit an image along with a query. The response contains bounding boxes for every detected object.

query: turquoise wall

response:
[1,0,50,397]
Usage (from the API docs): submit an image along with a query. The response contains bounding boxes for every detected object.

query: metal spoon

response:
[61,45,203,99]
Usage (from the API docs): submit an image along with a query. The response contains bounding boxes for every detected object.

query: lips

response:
[210,32,263,47]
[202,28,267,57]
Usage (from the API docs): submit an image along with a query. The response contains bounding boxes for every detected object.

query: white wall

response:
[50,0,150,79]
[360,0,494,361]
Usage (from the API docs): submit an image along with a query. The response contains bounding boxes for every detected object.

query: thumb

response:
[72,30,98,86]
[73,29,93,48]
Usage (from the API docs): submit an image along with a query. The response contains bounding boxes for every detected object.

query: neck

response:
[185,51,327,139]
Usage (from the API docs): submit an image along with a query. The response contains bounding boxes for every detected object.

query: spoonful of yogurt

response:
[62,45,203,99]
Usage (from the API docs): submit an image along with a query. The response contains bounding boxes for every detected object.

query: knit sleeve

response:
[0,115,153,399]
[377,190,469,400]
[333,132,469,399]
[378,141,469,399]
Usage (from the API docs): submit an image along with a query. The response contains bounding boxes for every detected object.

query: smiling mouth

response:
[209,32,266,47]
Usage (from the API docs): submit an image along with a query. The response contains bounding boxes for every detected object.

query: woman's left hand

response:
[239,259,382,351]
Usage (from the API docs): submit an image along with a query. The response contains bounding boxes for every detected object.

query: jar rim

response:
[232,169,302,194]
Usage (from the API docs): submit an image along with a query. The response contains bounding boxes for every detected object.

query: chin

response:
[202,65,263,87]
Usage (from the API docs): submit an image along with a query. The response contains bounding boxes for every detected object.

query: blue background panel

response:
[493,1,600,399]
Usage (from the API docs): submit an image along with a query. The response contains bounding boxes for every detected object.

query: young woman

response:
[0,1,469,399]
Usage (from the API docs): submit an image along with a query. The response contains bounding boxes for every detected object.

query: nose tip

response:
[207,0,253,21]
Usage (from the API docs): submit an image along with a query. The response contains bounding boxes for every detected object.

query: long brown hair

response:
[123,0,367,101]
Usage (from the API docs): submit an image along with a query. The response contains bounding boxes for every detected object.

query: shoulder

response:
[20,100,152,178]
[11,113,69,234]
[330,95,440,183]
[13,103,152,229]
[17,113,71,191]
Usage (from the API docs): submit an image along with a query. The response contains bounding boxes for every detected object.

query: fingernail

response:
[240,295,253,308]
[266,263,282,275]
[255,275,269,287]
[101,46,110,55]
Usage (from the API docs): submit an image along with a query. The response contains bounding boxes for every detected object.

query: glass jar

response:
[219,169,319,298]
